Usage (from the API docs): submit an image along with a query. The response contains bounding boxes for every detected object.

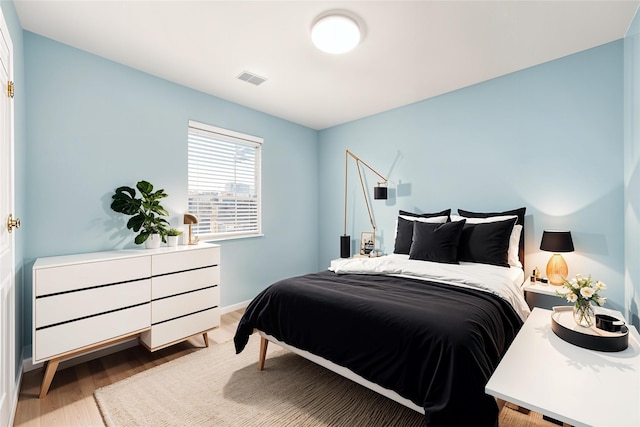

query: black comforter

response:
[234,271,523,427]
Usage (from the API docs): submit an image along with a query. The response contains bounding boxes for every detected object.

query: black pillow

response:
[394,216,416,255]
[408,220,466,264]
[457,217,518,267]
[457,207,525,226]
[393,209,451,255]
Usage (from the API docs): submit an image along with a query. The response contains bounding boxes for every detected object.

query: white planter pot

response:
[166,235,179,247]
[145,233,162,249]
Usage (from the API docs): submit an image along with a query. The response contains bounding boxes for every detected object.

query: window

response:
[188,120,262,240]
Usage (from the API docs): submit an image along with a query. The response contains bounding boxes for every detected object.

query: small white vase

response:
[145,233,162,249]
[166,235,179,247]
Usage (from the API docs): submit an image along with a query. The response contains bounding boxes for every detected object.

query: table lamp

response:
[183,213,199,245]
[540,230,574,286]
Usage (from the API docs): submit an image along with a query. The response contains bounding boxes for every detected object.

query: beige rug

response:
[94,335,425,426]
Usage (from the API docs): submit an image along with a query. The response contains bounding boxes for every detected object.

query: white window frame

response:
[188,120,263,241]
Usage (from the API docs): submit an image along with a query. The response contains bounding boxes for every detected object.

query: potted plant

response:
[111,180,170,248]
[166,228,183,247]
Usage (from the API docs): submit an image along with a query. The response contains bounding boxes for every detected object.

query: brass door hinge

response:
[7,81,14,98]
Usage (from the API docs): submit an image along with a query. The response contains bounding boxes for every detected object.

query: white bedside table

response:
[486,308,640,427]
[522,278,571,310]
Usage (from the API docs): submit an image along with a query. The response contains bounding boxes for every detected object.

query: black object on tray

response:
[595,314,625,332]
[551,307,629,352]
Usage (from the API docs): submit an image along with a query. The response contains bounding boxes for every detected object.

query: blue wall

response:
[23,32,319,350]
[319,41,626,314]
[625,9,640,329]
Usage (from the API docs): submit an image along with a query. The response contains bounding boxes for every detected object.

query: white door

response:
[0,8,15,427]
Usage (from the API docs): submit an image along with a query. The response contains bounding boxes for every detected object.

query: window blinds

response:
[188,120,262,239]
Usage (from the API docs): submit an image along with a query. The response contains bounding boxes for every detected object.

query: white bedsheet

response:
[329,254,530,322]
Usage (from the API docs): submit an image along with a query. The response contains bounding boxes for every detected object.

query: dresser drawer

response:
[152,286,219,324]
[35,256,151,296]
[34,303,150,363]
[35,279,150,329]
[151,247,219,276]
[141,307,219,350]
[151,266,218,299]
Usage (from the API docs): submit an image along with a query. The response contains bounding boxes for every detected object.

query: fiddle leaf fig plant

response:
[111,180,170,245]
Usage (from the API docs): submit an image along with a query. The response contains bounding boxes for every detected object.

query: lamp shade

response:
[183,213,199,225]
[374,185,387,200]
[540,230,574,253]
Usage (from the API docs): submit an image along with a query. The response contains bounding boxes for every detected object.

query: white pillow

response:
[452,214,522,268]
[508,224,523,268]
[399,215,448,223]
[451,214,516,223]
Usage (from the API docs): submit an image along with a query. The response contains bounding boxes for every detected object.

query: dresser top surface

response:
[33,242,220,269]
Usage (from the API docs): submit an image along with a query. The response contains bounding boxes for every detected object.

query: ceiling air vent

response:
[237,71,267,86]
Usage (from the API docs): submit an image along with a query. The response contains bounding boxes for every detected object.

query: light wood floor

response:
[13,310,556,427]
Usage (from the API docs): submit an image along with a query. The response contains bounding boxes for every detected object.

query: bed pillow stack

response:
[394,207,525,268]
[452,215,517,267]
[457,207,525,268]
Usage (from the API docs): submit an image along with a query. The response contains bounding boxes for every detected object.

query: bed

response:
[234,208,530,426]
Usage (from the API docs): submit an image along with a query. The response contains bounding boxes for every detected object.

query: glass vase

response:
[573,302,595,327]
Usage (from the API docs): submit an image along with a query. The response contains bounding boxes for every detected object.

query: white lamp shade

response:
[311,15,360,54]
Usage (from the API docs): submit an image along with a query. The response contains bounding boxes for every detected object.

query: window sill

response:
[200,233,264,243]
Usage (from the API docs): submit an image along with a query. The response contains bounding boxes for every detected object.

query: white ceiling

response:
[14,1,640,130]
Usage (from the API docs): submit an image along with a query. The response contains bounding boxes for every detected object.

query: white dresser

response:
[32,243,220,397]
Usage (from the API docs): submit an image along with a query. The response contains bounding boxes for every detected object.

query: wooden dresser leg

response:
[258,337,268,370]
[202,332,209,347]
[39,358,60,399]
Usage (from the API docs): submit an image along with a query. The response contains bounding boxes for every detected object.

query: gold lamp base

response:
[546,253,568,286]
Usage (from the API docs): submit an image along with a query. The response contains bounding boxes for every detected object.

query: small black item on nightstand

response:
[596,314,625,333]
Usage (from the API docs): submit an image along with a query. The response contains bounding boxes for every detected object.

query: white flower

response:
[591,294,607,307]
[559,274,606,307]
[580,287,595,299]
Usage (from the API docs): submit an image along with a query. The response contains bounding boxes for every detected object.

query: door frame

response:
[0,5,17,427]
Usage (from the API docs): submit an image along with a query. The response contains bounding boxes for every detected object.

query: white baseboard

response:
[220,299,251,314]
[22,301,250,373]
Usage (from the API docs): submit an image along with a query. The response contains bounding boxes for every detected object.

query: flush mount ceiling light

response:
[311,12,361,54]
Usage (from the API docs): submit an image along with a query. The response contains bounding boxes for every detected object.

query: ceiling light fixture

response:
[311,12,361,54]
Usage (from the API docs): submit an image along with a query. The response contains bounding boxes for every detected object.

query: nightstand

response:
[486,308,640,427]
[522,278,571,310]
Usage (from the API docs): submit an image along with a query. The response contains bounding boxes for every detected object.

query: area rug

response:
[94,335,425,426]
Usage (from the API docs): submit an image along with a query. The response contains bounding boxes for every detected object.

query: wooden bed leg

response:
[258,337,268,370]
[203,332,209,347]
[39,357,61,399]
